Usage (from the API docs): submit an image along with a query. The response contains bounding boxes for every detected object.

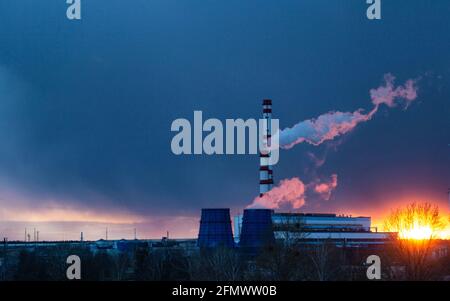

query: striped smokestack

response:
[259,99,273,197]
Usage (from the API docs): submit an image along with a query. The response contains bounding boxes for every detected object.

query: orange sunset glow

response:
[382,202,449,240]
[329,197,450,240]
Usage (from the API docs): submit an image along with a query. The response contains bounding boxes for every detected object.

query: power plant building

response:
[234,212,390,247]
[202,99,391,252]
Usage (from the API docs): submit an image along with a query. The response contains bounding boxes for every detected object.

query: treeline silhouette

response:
[1,240,449,281]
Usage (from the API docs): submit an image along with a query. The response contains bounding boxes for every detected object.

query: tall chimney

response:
[259,99,274,196]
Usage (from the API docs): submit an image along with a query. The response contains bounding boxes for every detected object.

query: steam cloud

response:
[248,175,339,210]
[248,178,306,209]
[250,74,419,210]
[370,74,418,108]
[313,174,338,201]
[279,74,419,149]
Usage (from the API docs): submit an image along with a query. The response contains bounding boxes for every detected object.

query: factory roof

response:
[273,212,371,219]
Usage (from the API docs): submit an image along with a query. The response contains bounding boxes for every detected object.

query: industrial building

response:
[197,208,391,252]
[233,212,391,248]
[197,99,393,253]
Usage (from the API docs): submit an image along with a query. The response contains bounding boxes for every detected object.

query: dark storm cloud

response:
[0,0,449,226]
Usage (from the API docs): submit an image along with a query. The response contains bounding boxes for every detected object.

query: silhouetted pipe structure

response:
[197,208,234,248]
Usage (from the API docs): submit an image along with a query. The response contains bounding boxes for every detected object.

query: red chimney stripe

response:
[260,179,274,185]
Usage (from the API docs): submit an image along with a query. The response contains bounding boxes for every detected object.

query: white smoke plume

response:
[370,73,418,108]
[313,174,338,201]
[279,74,419,150]
[279,108,377,149]
[248,178,306,210]
[249,74,419,210]
[247,175,339,210]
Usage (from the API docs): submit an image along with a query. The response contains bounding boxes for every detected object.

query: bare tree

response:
[112,253,131,281]
[182,251,202,280]
[308,241,331,281]
[383,202,445,280]
[250,241,312,281]
[205,247,242,281]
[307,240,345,281]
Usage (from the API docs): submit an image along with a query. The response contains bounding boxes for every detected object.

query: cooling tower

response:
[197,208,235,248]
[239,209,275,254]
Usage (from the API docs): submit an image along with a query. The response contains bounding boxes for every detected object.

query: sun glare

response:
[384,202,447,241]
[398,223,433,240]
